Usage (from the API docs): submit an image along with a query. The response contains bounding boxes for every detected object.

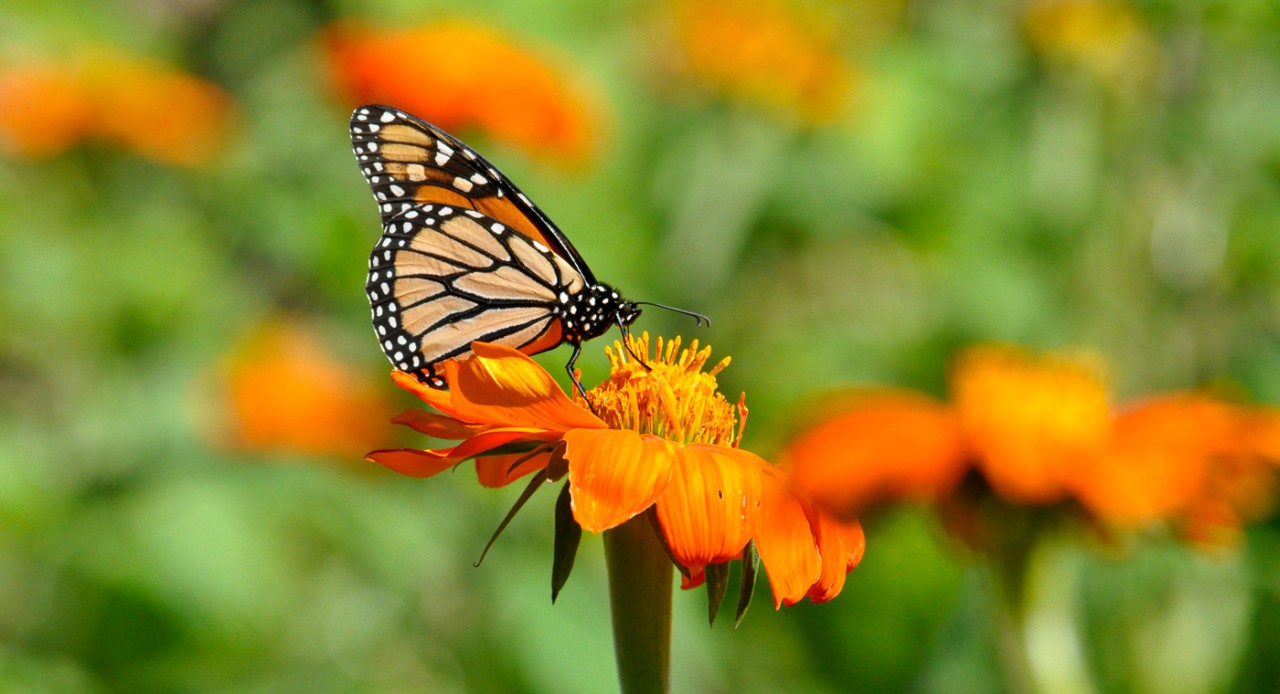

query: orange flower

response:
[656,0,857,125]
[211,323,392,459]
[1179,406,1280,546]
[783,390,968,516]
[0,50,235,166]
[952,345,1111,505]
[785,342,1280,549]
[368,335,862,609]
[323,21,599,163]
[1069,395,1230,525]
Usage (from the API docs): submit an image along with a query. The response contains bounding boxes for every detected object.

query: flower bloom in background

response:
[778,390,968,516]
[368,335,864,609]
[1023,0,1161,89]
[653,0,860,126]
[785,343,1280,546]
[209,322,393,459]
[0,49,235,166]
[322,20,600,164]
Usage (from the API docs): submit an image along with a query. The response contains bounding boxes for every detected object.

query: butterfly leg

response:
[618,323,652,372]
[565,342,588,400]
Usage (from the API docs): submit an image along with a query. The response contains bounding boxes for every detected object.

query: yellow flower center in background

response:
[586,333,743,447]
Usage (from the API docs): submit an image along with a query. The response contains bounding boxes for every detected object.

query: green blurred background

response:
[2,0,1280,691]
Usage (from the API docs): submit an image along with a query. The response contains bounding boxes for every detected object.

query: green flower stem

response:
[603,515,673,694]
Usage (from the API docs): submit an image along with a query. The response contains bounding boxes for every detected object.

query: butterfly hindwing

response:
[366,204,584,384]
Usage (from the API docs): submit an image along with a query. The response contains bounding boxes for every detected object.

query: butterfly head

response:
[559,284,638,343]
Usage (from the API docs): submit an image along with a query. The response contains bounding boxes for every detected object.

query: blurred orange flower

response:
[0,49,235,166]
[656,0,857,125]
[368,335,862,609]
[212,323,392,459]
[784,390,968,515]
[783,343,1280,545]
[323,20,600,164]
[953,346,1111,505]
[1024,0,1161,88]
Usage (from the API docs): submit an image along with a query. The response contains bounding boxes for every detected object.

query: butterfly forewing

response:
[350,105,594,284]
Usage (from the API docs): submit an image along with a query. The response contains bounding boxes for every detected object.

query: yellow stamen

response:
[587,333,741,446]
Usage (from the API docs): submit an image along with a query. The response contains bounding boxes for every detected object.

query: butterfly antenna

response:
[634,301,711,327]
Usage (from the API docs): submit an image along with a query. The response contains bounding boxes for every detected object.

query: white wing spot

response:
[452,177,474,193]
[470,173,488,185]
[389,184,405,197]
[491,223,505,233]
[439,207,453,216]
[380,111,395,123]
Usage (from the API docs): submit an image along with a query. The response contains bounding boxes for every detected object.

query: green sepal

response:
[734,541,760,628]
[473,468,548,567]
[643,507,688,580]
[551,482,582,603]
[704,561,730,627]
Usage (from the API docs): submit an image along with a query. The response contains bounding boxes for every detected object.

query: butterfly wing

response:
[366,205,588,385]
[350,104,596,285]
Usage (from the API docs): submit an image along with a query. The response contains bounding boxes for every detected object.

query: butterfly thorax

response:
[555,284,639,343]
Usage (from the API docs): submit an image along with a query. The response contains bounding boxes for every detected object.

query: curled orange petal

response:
[563,429,676,532]
[754,466,821,608]
[806,516,865,603]
[656,444,764,571]
[447,342,606,431]
[391,408,487,439]
[366,448,458,478]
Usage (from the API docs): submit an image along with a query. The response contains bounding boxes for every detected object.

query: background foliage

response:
[2,0,1279,691]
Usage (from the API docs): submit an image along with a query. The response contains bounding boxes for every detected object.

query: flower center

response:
[585,333,744,447]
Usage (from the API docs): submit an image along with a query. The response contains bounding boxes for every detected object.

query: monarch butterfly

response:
[350,105,705,395]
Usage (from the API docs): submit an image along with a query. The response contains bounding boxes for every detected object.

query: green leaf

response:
[551,482,582,603]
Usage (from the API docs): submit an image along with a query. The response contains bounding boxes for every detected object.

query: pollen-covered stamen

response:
[585,332,741,446]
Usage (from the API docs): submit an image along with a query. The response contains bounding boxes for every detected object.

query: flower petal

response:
[391,370,456,413]
[391,408,486,439]
[476,450,555,488]
[447,343,606,431]
[806,516,865,603]
[366,448,457,478]
[1071,395,1223,525]
[953,345,1111,504]
[563,429,675,532]
[783,390,968,517]
[754,466,821,609]
[449,428,559,462]
[655,444,764,571]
